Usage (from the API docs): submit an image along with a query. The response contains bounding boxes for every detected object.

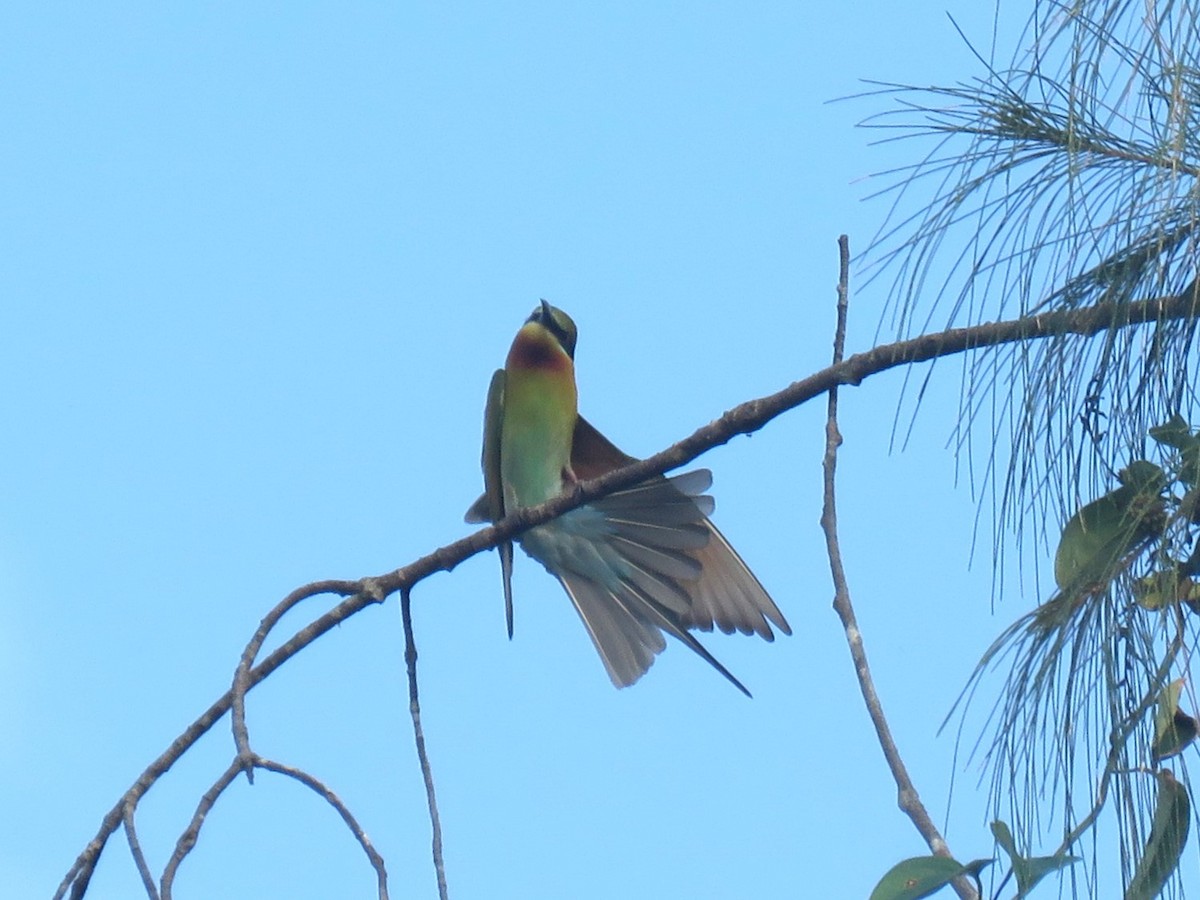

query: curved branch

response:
[57,290,1200,899]
[231,579,375,777]
[254,757,390,900]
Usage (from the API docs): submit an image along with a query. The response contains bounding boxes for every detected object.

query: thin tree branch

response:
[820,236,977,900]
[255,756,390,900]
[231,579,379,780]
[401,588,448,900]
[59,582,362,900]
[160,760,242,899]
[122,800,158,900]
[57,290,1200,899]
[157,744,392,899]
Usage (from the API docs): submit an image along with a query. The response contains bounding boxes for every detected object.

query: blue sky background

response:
[2,3,1163,899]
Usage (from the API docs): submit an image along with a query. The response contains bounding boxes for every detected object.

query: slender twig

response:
[60,582,364,900]
[401,588,449,900]
[160,760,242,899]
[255,757,390,900]
[122,800,159,900]
[158,745,392,899]
[58,290,1200,899]
[820,236,978,900]
[231,578,379,780]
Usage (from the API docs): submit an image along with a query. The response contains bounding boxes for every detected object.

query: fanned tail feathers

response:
[556,569,752,697]
[548,469,786,694]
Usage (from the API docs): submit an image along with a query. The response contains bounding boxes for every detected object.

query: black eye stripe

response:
[543,313,571,345]
[526,300,577,358]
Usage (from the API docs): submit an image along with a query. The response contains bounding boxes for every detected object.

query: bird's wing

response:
[570,414,638,476]
[572,415,790,640]
[464,369,516,637]
[481,369,507,523]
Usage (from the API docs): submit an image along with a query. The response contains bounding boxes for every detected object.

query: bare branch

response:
[160,760,242,899]
[231,579,382,780]
[122,800,158,900]
[401,588,449,900]
[255,757,390,900]
[820,237,978,900]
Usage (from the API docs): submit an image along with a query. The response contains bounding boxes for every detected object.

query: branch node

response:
[359,577,387,604]
[236,748,257,785]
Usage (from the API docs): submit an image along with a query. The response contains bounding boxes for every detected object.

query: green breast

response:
[500,366,577,508]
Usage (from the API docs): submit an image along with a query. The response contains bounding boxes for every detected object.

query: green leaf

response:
[1053,462,1166,593]
[1149,417,1200,487]
[991,819,1019,858]
[991,820,1080,897]
[1125,770,1191,900]
[1180,446,1200,489]
[1120,460,1169,493]
[868,856,974,900]
[1133,569,1197,612]
[1149,415,1196,452]
[1152,680,1198,762]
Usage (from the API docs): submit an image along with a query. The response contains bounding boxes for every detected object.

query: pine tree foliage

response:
[864,2,1200,895]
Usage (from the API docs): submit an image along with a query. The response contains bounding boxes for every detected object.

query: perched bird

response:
[465,301,789,695]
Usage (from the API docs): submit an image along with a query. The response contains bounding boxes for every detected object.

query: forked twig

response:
[157,753,391,899]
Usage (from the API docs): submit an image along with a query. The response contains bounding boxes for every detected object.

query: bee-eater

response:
[466,301,790,695]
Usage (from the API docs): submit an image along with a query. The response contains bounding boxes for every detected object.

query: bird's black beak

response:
[527,298,553,325]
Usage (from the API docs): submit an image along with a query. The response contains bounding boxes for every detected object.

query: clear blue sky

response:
[1,3,1151,899]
